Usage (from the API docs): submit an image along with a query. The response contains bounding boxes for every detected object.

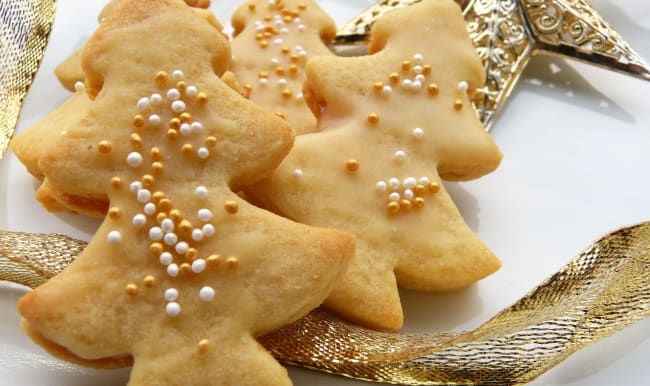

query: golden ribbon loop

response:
[2,223,649,384]
[0,0,56,158]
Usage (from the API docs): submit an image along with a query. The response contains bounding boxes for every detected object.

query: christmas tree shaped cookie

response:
[229,0,336,134]
[18,1,353,386]
[249,0,502,331]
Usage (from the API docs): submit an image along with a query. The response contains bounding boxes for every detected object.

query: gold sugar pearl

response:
[207,254,221,267]
[153,191,166,203]
[143,275,156,287]
[169,209,184,223]
[281,89,292,99]
[150,147,162,160]
[255,33,264,41]
[298,2,306,10]
[260,40,269,48]
[263,31,272,39]
[345,159,359,172]
[133,114,145,128]
[156,212,168,223]
[258,71,269,79]
[182,144,194,156]
[225,257,239,269]
[167,129,178,141]
[264,15,272,22]
[186,248,198,261]
[197,92,208,104]
[387,201,400,214]
[180,263,191,274]
[108,207,121,220]
[264,25,274,33]
[110,177,123,190]
[373,82,384,91]
[152,162,164,175]
[197,339,210,354]
[401,60,411,71]
[290,54,299,62]
[414,184,427,195]
[288,64,298,75]
[159,198,172,212]
[169,118,181,130]
[422,64,432,75]
[205,136,218,147]
[281,46,291,54]
[248,2,256,11]
[283,15,292,23]
[389,73,400,83]
[150,242,164,255]
[414,197,425,208]
[224,200,239,214]
[276,112,286,119]
[429,181,441,193]
[400,199,412,210]
[275,67,285,76]
[142,174,155,188]
[130,133,143,148]
[180,113,192,123]
[98,140,112,154]
[244,84,252,92]
[428,83,439,95]
[125,284,138,296]
[179,220,193,233]
[453,100,464,110]
[176,81,187,92]
[155,71,169,84]
[367,113,379,125]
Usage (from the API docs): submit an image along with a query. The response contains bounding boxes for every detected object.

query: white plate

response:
[2,0,650,385]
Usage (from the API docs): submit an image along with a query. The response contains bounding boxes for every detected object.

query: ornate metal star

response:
[334,0,650,130]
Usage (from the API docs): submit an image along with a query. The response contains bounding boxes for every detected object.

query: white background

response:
[1,0,650,385]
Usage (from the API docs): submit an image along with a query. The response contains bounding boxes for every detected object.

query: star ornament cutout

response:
[335,0,650,130]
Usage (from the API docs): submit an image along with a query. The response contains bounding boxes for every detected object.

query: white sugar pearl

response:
[107,231,122,244]
[297,24,305,32]
[271,57,280,65]
[413,127,424,138]
[130,181,142,193]
[278,78,287,86]
[401,79,412,90]
[415,74,425,83]
[295,93,304,101]
[160,252,173,266]
[175,241,189,255]
[167,88,180,100]
[192,229,204,241]
[273,38,283,45]
[404,189,415,200]
[167,264,179,277]
[127,152,143,167]
[259,78,268,85]
[197,147,210,159]
[280,27,288,34]
[412,80,422,90]
[394,150,406,161]
[164,288,179,301]
[376,181,387,191]
[149,114,161,125]
[458,81,469,91]
[144,203,156,215]
[382,85,392,96]
[403,177,417,189]
[389,178,400,189]
[195,186,208,198]
[137,97,150,111]
[171,100,186,113]
[179,123,191,136]
[133,214,147,227]
[166,302,181,317]
[149,227,163,241]
[172,70,184,80]
[186,85,198,97]
[161,219,174,232]
[294,17,302,24]
[389,192,401,201]
[413,65,423,75]
[150,93,162,105]
[199,286,215,302]
[137,189,151,203]
[74,81,85,92]
[419,177,431,185]
[163,233,178,246]
[192,259,206,274]
[202,224,215,237]
[293,169,304,178]
[191,122,203,133]
[413,53,423,62]
[198,209,213,222]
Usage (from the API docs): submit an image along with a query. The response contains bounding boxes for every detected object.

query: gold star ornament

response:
[335,0,650,130]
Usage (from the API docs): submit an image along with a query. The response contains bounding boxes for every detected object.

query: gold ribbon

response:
[2,223,649,384]
[0,0,56,158]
